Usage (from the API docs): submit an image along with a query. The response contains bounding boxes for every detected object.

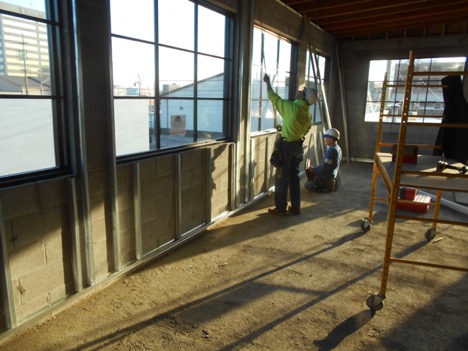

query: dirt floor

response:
[1,162,467,351]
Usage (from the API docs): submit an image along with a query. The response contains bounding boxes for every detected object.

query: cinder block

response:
[140,158,157,182]
[13,260,71,324]
[1,186,38,219]
[90,195,107,221]
[156,155,175,178]
[37,180,67,209]
[119,228,136,264]
[45,228,72,265]
[181,150,205,170]
[118,208,135,232]
[88,169,111,198]
[157,232,174,247]
[141,199,158,223]
[9,240,46,281]
[155,198,175,219]
[140,180,159,201]
[6,215,43,250]
[15,290,49,323]
[154,175,174,199]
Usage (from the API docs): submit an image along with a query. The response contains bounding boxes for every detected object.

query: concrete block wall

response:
[1,179,74,324]
[251,135,276,196]
[139,156,176,254]
[89,169,114,281]
[116,165,137,265]
[180,150,209,233]
[210,144,233,217]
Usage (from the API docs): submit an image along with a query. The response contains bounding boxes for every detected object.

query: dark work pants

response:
[274,140,303,211]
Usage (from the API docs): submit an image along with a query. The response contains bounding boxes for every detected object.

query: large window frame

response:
[250,27,293,134]
[365,57,467,123]
[110,0,233,158]
[0,0,71,187]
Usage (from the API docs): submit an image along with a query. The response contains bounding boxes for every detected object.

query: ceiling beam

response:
[316,6,468,32]
[306,1,468,23]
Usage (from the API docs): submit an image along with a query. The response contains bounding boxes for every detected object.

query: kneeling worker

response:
[305,128,342,192]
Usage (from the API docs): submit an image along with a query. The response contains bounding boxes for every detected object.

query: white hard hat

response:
[323,128,340,140]
[305,88,318,105]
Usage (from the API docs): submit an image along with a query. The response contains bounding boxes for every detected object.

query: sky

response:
[111,0,226,90]
[2,0,45,11]
[2,0,226,90]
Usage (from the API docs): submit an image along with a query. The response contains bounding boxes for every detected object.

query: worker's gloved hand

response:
[263,74,270,84]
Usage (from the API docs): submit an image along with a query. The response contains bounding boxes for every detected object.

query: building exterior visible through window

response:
[111,0,232,157]
[365,57,467,123]
[0,0,64,182]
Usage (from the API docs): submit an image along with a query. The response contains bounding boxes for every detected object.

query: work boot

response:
[326,178,337,192]
[287,205,300,216]
[268,208,287,216]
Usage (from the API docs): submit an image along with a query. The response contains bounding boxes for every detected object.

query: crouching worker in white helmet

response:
[305,128,342,192]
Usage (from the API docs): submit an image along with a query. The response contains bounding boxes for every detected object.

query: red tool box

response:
[399,187,418,201]
[397,192,431,213]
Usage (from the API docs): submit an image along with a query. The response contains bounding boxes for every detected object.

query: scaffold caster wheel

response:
[424,227,436,241]
[360,219,372,233]
[366,294,384,311]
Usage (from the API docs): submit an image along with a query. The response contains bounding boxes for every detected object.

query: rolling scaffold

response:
[361,50,468,310]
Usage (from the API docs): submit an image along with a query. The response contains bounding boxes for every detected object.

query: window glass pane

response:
[0,15,51,95]
[159,46,194,96]
[250,65,262,103]
[262,33,278,72]
[112,37,155,96]
[318,55,326,78]
[260,98,277,131]
[0,1,63,183]
[110,0,154,42]
[198,6,225,57]
[0,99,55,176]
[197,55,224,98]
[278,40,291,71]
[0,1,46,16]
[197,100,225,141]
[250,28,291,133]
[158,0,194,51]
[159,99,194,148]
[251,93,277,133]
[305,51,327,123]
[251,29,262,67]
[111,1,230,155]
[114,99,153,156]
[311,103,322,124]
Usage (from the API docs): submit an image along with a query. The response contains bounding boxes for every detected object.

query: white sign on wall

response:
[170,115,186,136]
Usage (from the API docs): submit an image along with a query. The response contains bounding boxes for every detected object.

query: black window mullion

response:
[193,2,198,142]
[155,0,160,149]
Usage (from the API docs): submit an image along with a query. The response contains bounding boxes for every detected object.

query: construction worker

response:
[263,73,318,216]
[305,128,342,192]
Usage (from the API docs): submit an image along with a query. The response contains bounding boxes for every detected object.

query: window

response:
[305,51,327,124]
[250,27,292,133]
[111,0,232,157]
[365,57,467,123]
[0,1,68,184]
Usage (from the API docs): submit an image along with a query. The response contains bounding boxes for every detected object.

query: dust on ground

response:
[1,162,467,351]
